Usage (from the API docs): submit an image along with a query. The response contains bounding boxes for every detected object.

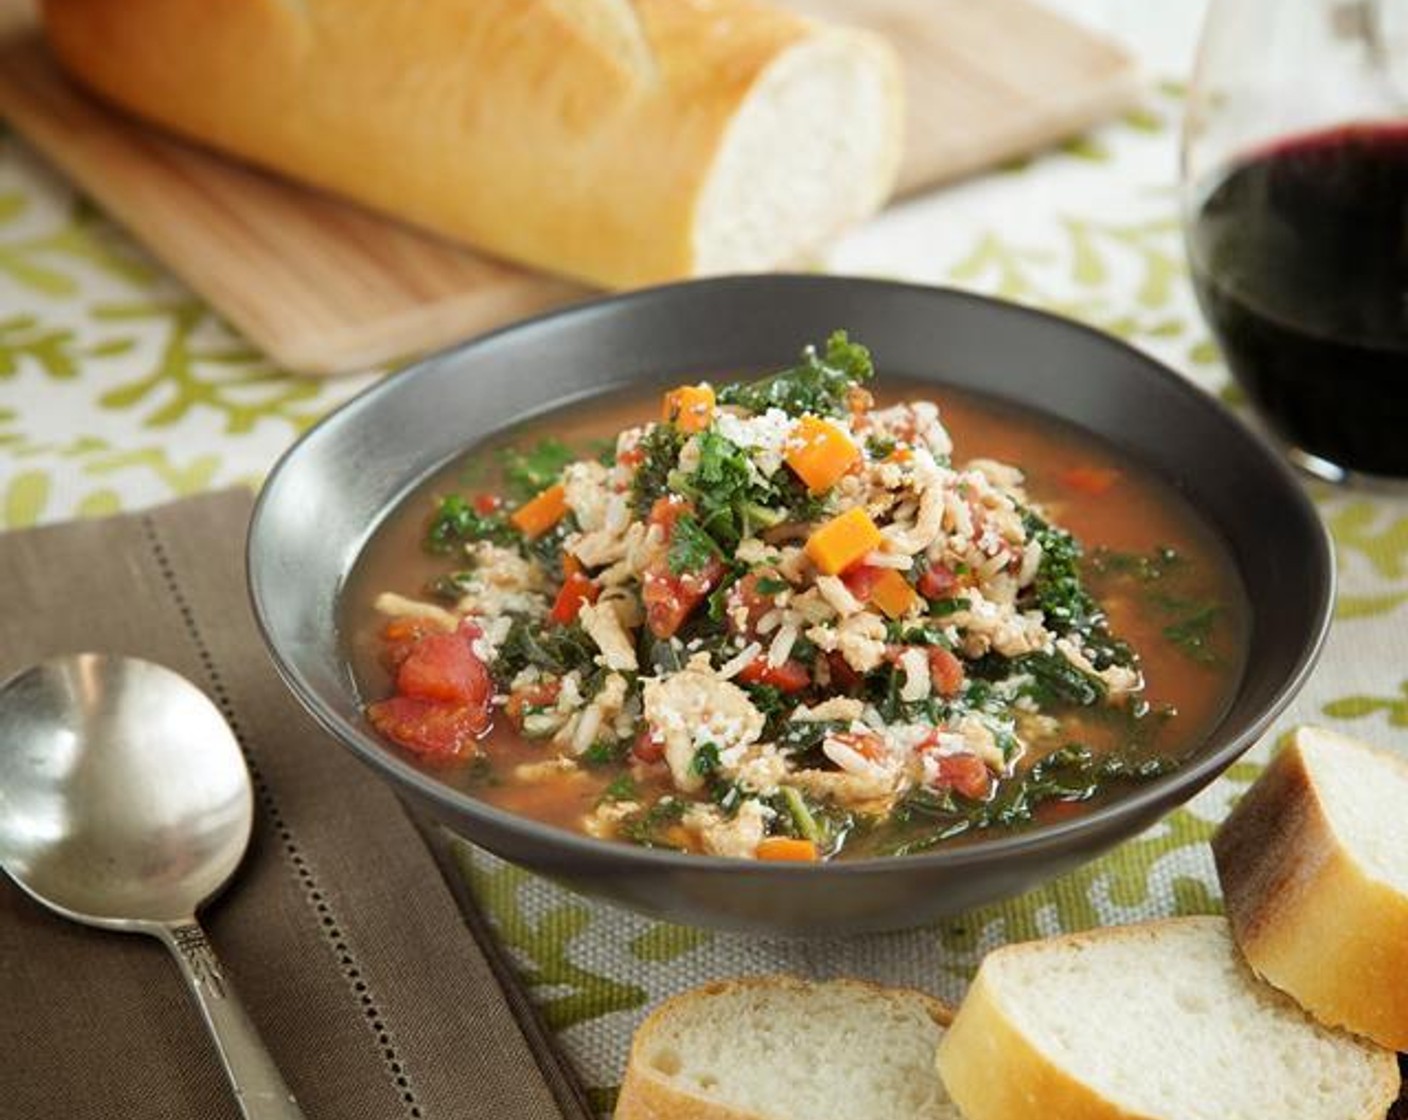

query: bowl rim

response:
[248,273,1335,877]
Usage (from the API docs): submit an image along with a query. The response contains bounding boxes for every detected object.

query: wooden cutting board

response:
[0,0,1138,375]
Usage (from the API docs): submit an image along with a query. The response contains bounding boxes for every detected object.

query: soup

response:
[345,334,1247,861]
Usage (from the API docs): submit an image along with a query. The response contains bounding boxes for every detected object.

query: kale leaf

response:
[670,429,822,549]
[668,512,724,574]
[495,617,599,682]
[884,743,1180,855]
[717,330,874,419]
[630,423,686,517]
[425,494,517,552]
[1024,511,1100,633]
[1011,651,1107,707]
[620,797,688,848]
[1023,511,1133,669]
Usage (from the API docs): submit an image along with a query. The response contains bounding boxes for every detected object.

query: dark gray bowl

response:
[248,275,1332,936]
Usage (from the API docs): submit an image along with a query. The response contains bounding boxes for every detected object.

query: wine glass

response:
[1182,0,1408,482]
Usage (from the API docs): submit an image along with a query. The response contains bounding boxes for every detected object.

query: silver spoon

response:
[0,653,305,1120]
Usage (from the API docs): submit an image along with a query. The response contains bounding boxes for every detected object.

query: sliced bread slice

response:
[614,976,960,1120]
[1214,725,1408,1051]
[935,916,1398,1120]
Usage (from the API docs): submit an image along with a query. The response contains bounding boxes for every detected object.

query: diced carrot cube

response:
[785,416,860,494]
[805,507,882,575]
[510,482,568,539]
[756,837,820,862]
[662,384,715,433]
[868,568,918,619]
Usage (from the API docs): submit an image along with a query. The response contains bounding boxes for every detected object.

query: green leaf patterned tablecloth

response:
[3,5,1405,1113]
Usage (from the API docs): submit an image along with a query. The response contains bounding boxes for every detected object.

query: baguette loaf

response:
[934,916,1398,1120]
[40,0,902,290]
[614,976,960,1120]
[1214,725,1408,1051]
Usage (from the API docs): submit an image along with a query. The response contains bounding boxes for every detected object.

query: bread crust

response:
[938,967,1151,1120]
[39,0,899,288]
[614,976,951,1120]
[935,917,1400,1120]
[1214,730,1408,1051]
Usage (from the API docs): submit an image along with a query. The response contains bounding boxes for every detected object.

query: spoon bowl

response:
[0,654,252,928]
[0,653,303,1120]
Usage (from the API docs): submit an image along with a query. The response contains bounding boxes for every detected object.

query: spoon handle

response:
[159,920,307,1120]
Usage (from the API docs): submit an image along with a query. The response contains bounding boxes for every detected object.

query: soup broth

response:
[346,350,1247,861]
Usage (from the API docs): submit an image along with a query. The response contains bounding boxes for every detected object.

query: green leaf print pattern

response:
[933,786,1253,972]
[1323,682,1408,728]
[1336,592,1408,621]
[1326,502,1408,581]
[94,301,325,434]
[1,314,83,379]
[457,848,649,1029]
[0,193,155,296]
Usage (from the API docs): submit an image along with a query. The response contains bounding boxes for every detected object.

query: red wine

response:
[1188,123,1408,477]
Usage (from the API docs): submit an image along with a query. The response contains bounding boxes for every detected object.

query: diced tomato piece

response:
[633,727,665,764]
[504,681,561,729]
[396,627,491,706]
[736,657,810,693]
[927,646,965,698]
[473,493,502,515]
[643,566,723,638]
[647,495,691,535]
[842,563,917,619]
[641,496,724,637]
[841,562,887,602]
[380,617,440,671]
[726,572,781,636]
[549,571,599,625]
[826,651,863,693]
[1041,799,1086,823]
[1059,465,1121,496]
[367,696,488,760]
[933,752,992,800]
[917,563,959,600]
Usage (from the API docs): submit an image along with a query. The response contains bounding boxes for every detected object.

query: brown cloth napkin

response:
[0,489,590,1120]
